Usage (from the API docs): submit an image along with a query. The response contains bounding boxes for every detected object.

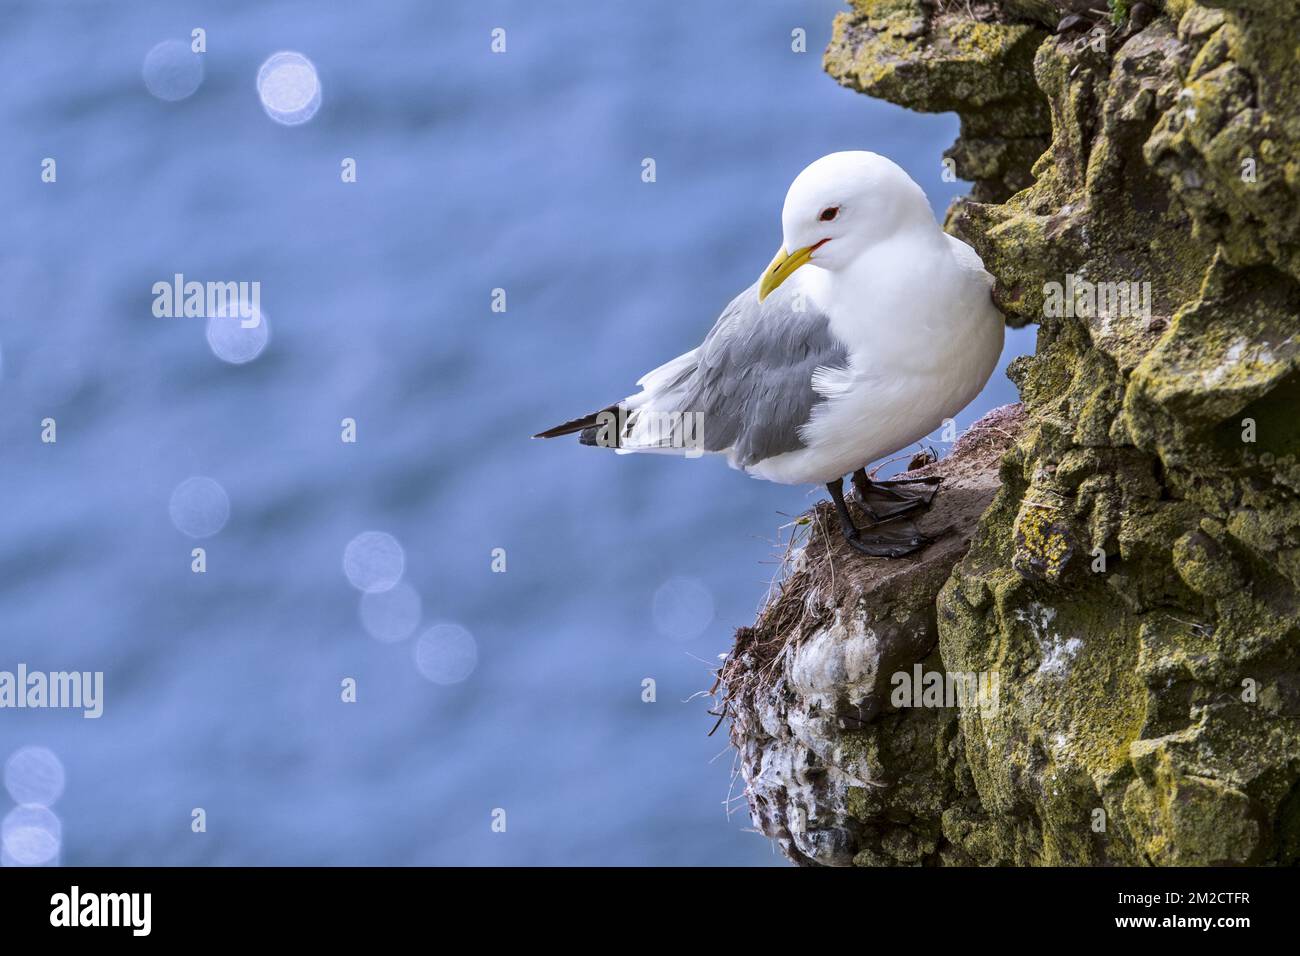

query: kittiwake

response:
[534,151,1004,557]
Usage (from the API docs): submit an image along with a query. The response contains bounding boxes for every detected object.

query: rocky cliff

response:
[720,0,1300,866]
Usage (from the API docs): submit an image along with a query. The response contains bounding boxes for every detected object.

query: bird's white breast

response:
[745,232,1003,485]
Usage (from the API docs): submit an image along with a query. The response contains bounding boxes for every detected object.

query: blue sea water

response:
[0,0,1030,865]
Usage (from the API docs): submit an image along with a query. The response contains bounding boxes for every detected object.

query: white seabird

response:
[535,151,1004,557]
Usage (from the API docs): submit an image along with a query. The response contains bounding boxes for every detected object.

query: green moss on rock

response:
[826,0,1052,201]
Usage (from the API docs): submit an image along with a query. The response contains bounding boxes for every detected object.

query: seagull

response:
[535,151,1004,557]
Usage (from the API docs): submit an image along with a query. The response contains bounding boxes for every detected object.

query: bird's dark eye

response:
[819,206,840,222]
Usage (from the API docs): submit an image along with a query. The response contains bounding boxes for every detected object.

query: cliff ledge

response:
[721,0,1300,866]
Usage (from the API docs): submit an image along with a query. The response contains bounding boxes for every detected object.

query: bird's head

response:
[758,151,933,301]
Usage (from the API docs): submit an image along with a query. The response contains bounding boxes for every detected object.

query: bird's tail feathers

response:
[535,350,701,448]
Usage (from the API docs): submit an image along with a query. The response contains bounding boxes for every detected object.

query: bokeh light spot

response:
[343,531,405,593]
[2,805,61,867]
[168,476,231,538]
[143,39,204,102]
[257,52,321,125]
[4,747,65,807]
[414,624,477,685]
[205,309,270,365]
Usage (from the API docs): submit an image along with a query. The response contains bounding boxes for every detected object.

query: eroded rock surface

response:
[722,406,1025,866]
[723,0,1300,866]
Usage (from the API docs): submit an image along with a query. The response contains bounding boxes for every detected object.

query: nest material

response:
[718,403,1026,727]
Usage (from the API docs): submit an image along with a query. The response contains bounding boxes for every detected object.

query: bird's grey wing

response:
[666,281,848,467]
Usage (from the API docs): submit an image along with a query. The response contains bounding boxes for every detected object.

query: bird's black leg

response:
[852,467,940,521]
[827,478,859,541]
[826,477,929,558]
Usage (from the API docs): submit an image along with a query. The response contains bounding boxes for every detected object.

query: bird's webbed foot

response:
[851,469,940,521]
[826,477,931,559]
[843,521,930,558]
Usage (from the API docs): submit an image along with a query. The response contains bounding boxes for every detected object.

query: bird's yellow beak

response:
[757,243,815,302]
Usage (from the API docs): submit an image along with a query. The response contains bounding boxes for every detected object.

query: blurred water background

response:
[0,0,1030,865]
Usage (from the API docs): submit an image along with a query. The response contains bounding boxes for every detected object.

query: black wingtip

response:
[532,412,602,440]
[534,404,624,442]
